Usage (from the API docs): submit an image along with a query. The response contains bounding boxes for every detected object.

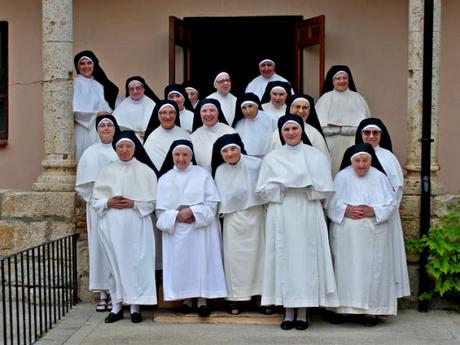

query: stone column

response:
[33,0,75,192]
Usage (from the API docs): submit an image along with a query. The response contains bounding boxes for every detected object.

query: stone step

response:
[154,310,281,324]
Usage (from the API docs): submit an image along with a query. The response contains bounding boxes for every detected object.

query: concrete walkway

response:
[35,304,460,345]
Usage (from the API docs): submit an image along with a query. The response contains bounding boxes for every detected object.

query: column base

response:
[32,156,76,192]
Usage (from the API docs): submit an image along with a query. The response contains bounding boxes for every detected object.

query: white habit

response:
[190,123,235,172]
[179,109,194,133]
[235,110,277,158]
[76,142,117,291]
[91,158,158,305]
[245,73,289,100]
[144,125,190,171]
[262,101,286,118]
[256,143,339,308]
[327,166,397,315]
[375,145,411,298]
[215,155,266,301]
[269,123,331,163]
[73,75,112,161]
[156,165,227,300]
[112,95,155,140]
[208,91,237,126]
[316,89,370,176]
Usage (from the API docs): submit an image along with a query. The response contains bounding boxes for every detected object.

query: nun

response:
[190,98,235,172]
[211,134,266,314]
[183,80,201,109]
[269,94,330,162]
[112,76,159,142]
[207,71,237,126]
[156,140,227,317]
[75,115,120,312]
[327,144,397,326]
[315,65,370,176]
[91,131,158,324]
[256,115,338,330]
[261,81,291,117]
[245,57,291,100]
[165,84,195,133]
[355,118,410,298]
[233,93,277,158]
[143,100,190,171]
[73,50,119,160]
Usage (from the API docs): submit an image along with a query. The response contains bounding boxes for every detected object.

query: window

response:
[0,22,8,145]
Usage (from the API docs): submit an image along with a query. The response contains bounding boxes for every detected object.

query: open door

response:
[169,16,191,84]
[295,15,325,94]
[169,15,325,96]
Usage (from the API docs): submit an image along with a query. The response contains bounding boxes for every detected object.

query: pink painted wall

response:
[0,0,458,194]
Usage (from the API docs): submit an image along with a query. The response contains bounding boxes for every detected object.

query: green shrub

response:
[406,205,460,301]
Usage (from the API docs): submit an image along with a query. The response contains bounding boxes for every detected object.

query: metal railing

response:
[1,234,78,345]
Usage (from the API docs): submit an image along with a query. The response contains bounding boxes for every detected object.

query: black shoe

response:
[280,320,294,330]
[295,319,309,330]
[328,312,345,324]
[228,303,240,315]
[104,310,123,324]
[258,306,275,315]
[178,303,192,314]
[130,312,142,323]
[362,315,378,327]
[197,305,211,317]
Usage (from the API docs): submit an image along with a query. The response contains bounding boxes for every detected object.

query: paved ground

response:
[34,304,460,345]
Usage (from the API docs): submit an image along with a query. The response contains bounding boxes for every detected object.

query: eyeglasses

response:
[362,130,381,136]
[216,78,231,84]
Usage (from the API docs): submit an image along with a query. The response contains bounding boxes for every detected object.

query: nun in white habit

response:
[73,50,119,161]
[269,94,330,162]
[112,76,159,142]
[207,71,237,126]
[165,84,195,133]
[156,140,227,317]
[143,100,190,171]
[183,80,201,109]
[261,81,291,118]
[355,118,410,298]
[234,93,277,158]
[315,65,370,176]
[91,130,158,324]
[256,115,338,331]
[190,98,235,172]
[327,144,397,326]
[245,58,291,100]
[75,115,119,311]
[211,134,266,313]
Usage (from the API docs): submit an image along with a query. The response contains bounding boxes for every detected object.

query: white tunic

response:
[235,110,277,158]
[73,75,112,161]
[91,159,158,305]
[316,89,370,176]
[179,109,195,133]
[190,123,235,172]
[156,165,227,300]
[144,125,190,171]
[208,91,237,126]
[327,166,397,315]
[215,156,267,301]
[245,73,289,100]
[269,123,331,163]
[256,143,338,308]
[262,102,286,118]
[75,142,117,291]
[112,96,155,139]
[375,146,410,298]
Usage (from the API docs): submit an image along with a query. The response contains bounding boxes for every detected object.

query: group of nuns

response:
[74,50,410,329]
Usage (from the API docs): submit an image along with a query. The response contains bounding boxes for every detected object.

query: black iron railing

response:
[1,234,78,345]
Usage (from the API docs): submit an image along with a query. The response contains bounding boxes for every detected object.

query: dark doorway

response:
[170,15,325,97]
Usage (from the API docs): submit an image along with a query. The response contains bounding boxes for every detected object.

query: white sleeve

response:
[75,182,93,202]
[156,209,179,234]
[134,200,155,217]
[89,198,108,217]
[190,201,218,229]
